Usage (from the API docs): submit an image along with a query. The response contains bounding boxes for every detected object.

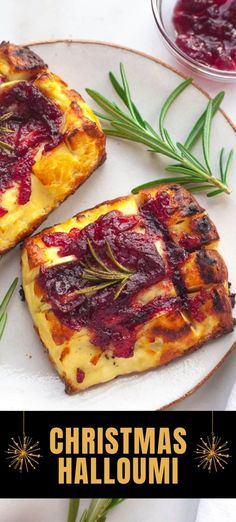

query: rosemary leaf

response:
[176,142,207,173]
[184,91,224,150]
[104,127,179,159]
[79,512,88,522]
[83,270,124,282]
[187,184,217,192]
[143,120,160,138]
[82,498,124,522]
[114,277,129,300]
[0,111,13,121]
[223,149,233,184]
[105,240,131,273]
[219,147,225,182]
[207,188,225,197]
[0,278,18,318]
[86,89,136,127]
[109,120,170,151]
[165,165,203,177]
[109,71,145,126]
[67,499,80,522]
[132,176,197,193]
[162,128,176,152]
[76,281,117,295]
[108,499,124,508]
[0,111,14,151]
[0,126,14,133]
[87,239,109,272]
[119,63,138,123]
[94,112,114,122]
[0,140,13,152]
[0,312,7,341]
[159,78,192,141]
[202,100,213,173]
[0,277,18,340]
[85,499,112,521]
[67,498,125,522]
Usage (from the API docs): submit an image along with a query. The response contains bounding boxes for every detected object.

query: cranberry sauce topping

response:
[188,290,207,321]
[0,81,63,211]
[173,0,236,70]
[76,368,85,383]
[140,193,188,304]
[38,209,183,358]
[0,75,7,84]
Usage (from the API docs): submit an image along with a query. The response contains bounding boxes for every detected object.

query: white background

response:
[1,0,236,520]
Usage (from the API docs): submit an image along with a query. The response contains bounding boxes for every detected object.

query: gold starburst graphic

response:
[6,412,42,472]
[194,412,230,473]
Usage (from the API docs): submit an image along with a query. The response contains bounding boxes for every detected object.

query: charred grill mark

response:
[11,46,46,70]
[0,42,46,73]
[82,120,105,139]
[191,214,219,244]
[70,100,83,118]
[151,322,191,341]
[19,285,25,302]
[197,250,227,285]
[196,215,211,233]
[213,288,226,312]
[230,293,236,309]
[172,186,202,218]
[60,346,70,362]
[186,203,199,216]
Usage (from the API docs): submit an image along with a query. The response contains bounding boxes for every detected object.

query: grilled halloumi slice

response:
[0,42,106,254]
[22,184,233,393]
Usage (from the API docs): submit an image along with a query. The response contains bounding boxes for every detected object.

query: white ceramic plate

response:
[0,40,235,411]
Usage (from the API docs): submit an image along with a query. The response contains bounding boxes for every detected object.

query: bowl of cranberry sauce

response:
[151,0,236,80]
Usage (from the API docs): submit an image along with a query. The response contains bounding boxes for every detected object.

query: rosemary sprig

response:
[86,64,233,197]
[0,111,14,152]
[76,239,134,300]
[67,498,124,522]
[0,278,18,340]
[0,111,14,121]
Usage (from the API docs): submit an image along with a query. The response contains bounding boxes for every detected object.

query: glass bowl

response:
[151,0,236,81]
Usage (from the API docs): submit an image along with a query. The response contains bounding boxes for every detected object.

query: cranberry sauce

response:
[38,209,184,358]
[0,75,6,84]
[140,193,188,304]
[0,81,63,213]
[173,0,236,70]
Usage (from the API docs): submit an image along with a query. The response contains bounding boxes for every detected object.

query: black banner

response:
[0,411,234,498]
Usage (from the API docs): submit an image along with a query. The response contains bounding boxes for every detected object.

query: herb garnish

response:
[67,498,124,522]
[86,64,233,197]
[77,239,134,300]
[0,278,18,340]
[0,111,14,152]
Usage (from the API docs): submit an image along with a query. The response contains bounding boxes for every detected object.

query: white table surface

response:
[1,1,236,520]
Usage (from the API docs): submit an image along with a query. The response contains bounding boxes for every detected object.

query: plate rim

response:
[26,38,236,133]
[19,38,236,409]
